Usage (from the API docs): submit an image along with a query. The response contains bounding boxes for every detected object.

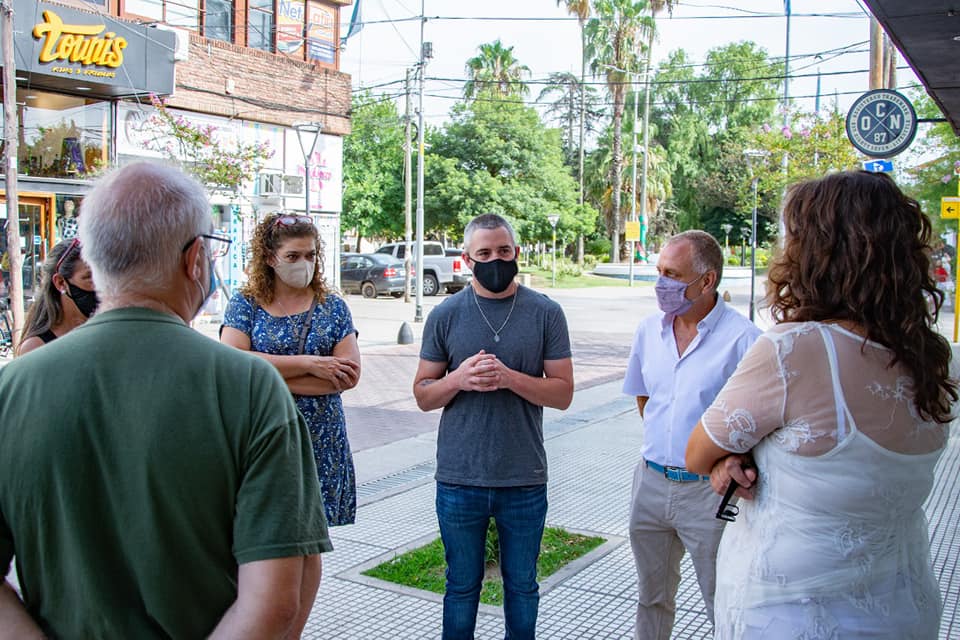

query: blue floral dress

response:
[224,292,357,526]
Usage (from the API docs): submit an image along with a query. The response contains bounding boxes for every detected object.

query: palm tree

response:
[557,1,591,263]
[537,71,603,167]
[637,0,676,252]
[585,0,654,262]
[463,40,531,100]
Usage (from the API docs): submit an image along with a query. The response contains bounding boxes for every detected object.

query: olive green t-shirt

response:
[0,308,331,638]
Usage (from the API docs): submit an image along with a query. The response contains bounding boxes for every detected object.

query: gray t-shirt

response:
[421,285,572,487]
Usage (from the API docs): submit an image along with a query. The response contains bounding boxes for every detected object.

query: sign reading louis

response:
[33,10,127,69]
[845,89,917,158]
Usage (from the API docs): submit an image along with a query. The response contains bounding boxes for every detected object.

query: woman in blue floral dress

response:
[221,213,361,525]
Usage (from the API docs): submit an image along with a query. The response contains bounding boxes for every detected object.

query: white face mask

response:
[273,259,315,289]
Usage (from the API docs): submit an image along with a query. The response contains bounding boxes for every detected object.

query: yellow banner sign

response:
[625,220,641,242]
[33,10,126,69]
[942,196,960,219]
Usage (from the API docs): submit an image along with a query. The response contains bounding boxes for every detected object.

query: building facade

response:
[1,0,353,300]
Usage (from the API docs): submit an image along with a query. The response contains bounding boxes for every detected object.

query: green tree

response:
[145,95,273,196]
[426,96,595,247]
[902,89,960,234]
[341,92,405,248]
[537,71,605,168]
[556,0,593,263]
[463,40,531,100]
[650,43,782,231]
[585,0,654,261]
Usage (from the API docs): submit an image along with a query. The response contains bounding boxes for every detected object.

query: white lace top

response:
[702,322,947,639]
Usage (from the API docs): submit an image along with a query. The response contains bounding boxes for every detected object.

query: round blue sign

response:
[845,89,917,158]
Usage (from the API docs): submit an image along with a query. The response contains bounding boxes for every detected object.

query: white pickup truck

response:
[375,241,472,296]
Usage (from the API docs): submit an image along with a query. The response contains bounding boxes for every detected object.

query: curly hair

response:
[22,240,85,344]
[767,170,957,423]
[240,213,328,305]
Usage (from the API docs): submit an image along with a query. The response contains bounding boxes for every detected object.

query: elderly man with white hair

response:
[0,162,330,638]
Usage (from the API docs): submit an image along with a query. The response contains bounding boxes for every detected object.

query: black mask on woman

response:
[66,282,99,318]
[470,258,518,294]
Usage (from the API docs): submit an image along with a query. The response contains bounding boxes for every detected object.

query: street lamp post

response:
[293,121,323,217]
[743,149,769,323]
[547,214,560,288]
[740,227,749,267]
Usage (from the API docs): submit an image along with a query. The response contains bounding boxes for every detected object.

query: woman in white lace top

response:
[685,171,956,639]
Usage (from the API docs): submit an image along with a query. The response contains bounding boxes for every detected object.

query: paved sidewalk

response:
[3,282,959,638]
[294,285,960,639]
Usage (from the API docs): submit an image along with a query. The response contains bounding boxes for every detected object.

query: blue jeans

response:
[436,482,548,640]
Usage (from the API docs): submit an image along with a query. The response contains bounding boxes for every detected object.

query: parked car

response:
[375,241,471,296]
[445,247,463,257]
[340,253,412,298]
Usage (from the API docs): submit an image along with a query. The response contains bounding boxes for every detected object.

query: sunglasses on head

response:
[55,238,81,275]
[271,215,314,228]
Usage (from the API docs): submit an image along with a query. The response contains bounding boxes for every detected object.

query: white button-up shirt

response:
[623,298,761,467]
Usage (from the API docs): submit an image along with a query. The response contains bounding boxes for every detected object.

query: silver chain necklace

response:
[473,287,518,343]
[274,297,304,336]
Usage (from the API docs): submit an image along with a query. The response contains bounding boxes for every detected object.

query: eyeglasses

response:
[55,238,81,275]
[271,214,314,228]
[181,233,232,259]
[715,480,741,522]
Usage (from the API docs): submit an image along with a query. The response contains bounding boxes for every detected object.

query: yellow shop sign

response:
[32,10,127,69]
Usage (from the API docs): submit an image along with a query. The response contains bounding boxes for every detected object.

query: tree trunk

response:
[577,27,586,266]
[610,85,624,263]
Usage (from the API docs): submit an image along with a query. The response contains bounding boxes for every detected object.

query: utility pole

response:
[639,43,652,267]
[414,0,430,323]
[403,68,413,303]
[2,0,23,352]
[869,16,884,89]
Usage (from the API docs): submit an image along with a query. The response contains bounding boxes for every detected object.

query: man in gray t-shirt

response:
[414,213,574,640]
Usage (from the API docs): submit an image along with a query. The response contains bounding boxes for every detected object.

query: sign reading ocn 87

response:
[845,90,917,158]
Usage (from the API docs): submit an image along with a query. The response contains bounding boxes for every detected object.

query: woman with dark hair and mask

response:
[221,213,361,526]
[18,238,99,356]
[685,171,957,639]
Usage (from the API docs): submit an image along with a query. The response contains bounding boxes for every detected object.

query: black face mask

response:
[470,258,518,294]
[66,282,99,318]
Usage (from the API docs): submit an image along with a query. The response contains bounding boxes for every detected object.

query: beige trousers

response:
[629,460,726,640]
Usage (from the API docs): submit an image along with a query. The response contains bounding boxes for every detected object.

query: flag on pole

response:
[341,1,362,46]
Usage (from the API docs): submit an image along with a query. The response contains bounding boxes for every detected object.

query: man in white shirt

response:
[623,230,760,640]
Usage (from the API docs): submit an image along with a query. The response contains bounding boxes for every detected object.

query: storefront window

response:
[124,0,164,21]
[8,89,112,179]
[249,0,275,52]
[167,0,200,30]
[125,0,199,29]
[204,0,235,42]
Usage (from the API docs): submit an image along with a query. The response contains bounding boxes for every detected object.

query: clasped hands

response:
[302,355,360,391]
[454,350,512,393]
[710,454,758,501]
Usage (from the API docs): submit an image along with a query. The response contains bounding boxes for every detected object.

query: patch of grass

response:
[363,526,606,606]
[521,266,643,289]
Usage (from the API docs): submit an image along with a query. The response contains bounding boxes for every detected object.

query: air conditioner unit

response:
[154,25,190,62]
[257,173,282,196]
[282,174,305,195]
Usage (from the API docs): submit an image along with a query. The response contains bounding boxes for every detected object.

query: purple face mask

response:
[654,273,704,317]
